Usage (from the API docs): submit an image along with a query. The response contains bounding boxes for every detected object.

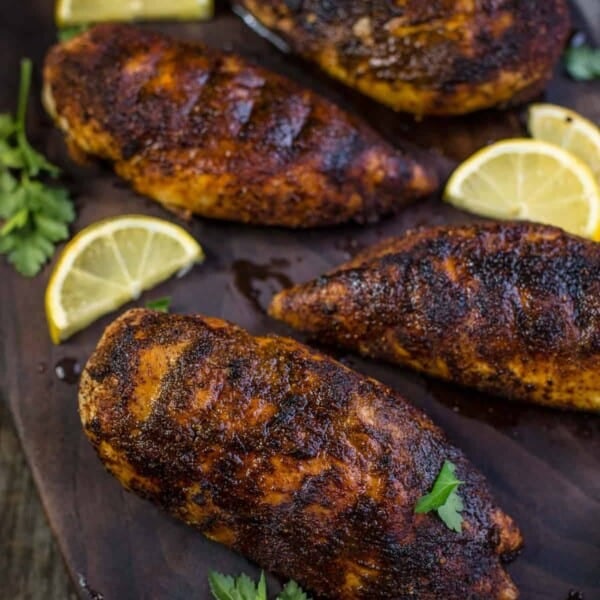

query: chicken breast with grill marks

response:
[79,308,522,599]
[270,222,600,411]
[236,0,571,116]
[43,24,437,228]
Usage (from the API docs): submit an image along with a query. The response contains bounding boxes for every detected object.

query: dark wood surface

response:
[0,399,77,600]
[1,2,599,599]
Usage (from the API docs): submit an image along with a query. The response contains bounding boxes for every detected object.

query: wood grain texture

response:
[0,399,77,600]
[1,1,599,599]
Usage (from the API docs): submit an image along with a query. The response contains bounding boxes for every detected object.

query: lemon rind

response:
[444,139,600,238]
[45,215,203,344]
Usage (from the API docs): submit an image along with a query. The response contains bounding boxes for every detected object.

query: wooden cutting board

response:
[1,1,599,598]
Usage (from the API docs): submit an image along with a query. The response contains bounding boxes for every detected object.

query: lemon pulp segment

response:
[444,139,600,240]
[45,215,203,343]
[528,103,600,183]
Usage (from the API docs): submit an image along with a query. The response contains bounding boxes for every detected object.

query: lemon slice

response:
[528,103,600,182]
[45,215,203,343]
[56,0,213,27]
[444,139,600,240]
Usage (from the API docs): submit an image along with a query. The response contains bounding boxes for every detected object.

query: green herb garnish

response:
[415,460,464,533]
[209,571,267,600]
[208,571,310,600]
[564,45,600,81]
[145,296,172,313]
[277,581,311,600]
[0,59,75,276]
[57,24,90,42]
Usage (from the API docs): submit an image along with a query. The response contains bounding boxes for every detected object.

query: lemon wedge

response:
[45,215,203,343]
[444,139,600,240]
[528,103,600,183]
[56,0,213,27]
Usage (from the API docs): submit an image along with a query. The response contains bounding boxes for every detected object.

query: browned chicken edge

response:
[269,221,600,412]
[43,24,438,228]
[236,0,571,116]
[79,308,522,599]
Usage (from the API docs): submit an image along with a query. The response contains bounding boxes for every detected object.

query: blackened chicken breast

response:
[270,222,600,411]
[43,24,437,227]
[79,308,522,599]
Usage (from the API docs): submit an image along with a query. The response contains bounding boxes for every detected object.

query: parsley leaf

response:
[4,228,56,277]
[437,489,464,533]
[239,573,266,600]
[208,572,238,600]
[564,46,600,81]
[0,58,75,277]
[277,580,310,600]
[208,571,310,600]
[415,460,464,533]
[208,571,267,600]
[257,574,267,600]
[145,296,172,313]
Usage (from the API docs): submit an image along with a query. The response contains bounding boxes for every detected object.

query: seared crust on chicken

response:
[43,24,437,227]
[80,308,522,599]
[270,222,600,411]
[237,0,570,116]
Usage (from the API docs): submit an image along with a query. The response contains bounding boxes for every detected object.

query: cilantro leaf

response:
[34,213,70,242]
[5,228,55,277]
[35,186,75,221]
[145,296,172,313]
[208,572,238,600]
[564,46,600,81]
[256,573,267,600]
[0,179,74,276]
[237,573,262,600]
[208,571,309,600]
[277,580,311,600]
[23,179,71,216]
[437,489,464,533]
[1,207,28,235]
[0,59,75,276]
[415,461,462,513]
[208,571,266,600]
[415,460,464,533]
[0,179,22,219]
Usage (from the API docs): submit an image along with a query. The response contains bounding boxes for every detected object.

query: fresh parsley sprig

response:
[145,296,172,313]
[208,571,310,600]
[564,45,600,81]
[276,580,310,600]
[415,460,464,533]
[0,59,75,276]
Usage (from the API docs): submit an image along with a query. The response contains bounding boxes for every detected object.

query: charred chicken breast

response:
[236,0,571,116]
[270,222,600,411]
[43,24,437,228]
[79,308,522,599]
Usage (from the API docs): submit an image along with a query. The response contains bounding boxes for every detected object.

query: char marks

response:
[238,0,570,115]
[269,222,600,410]
[80,309,521,599]
[43,24,438,227]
